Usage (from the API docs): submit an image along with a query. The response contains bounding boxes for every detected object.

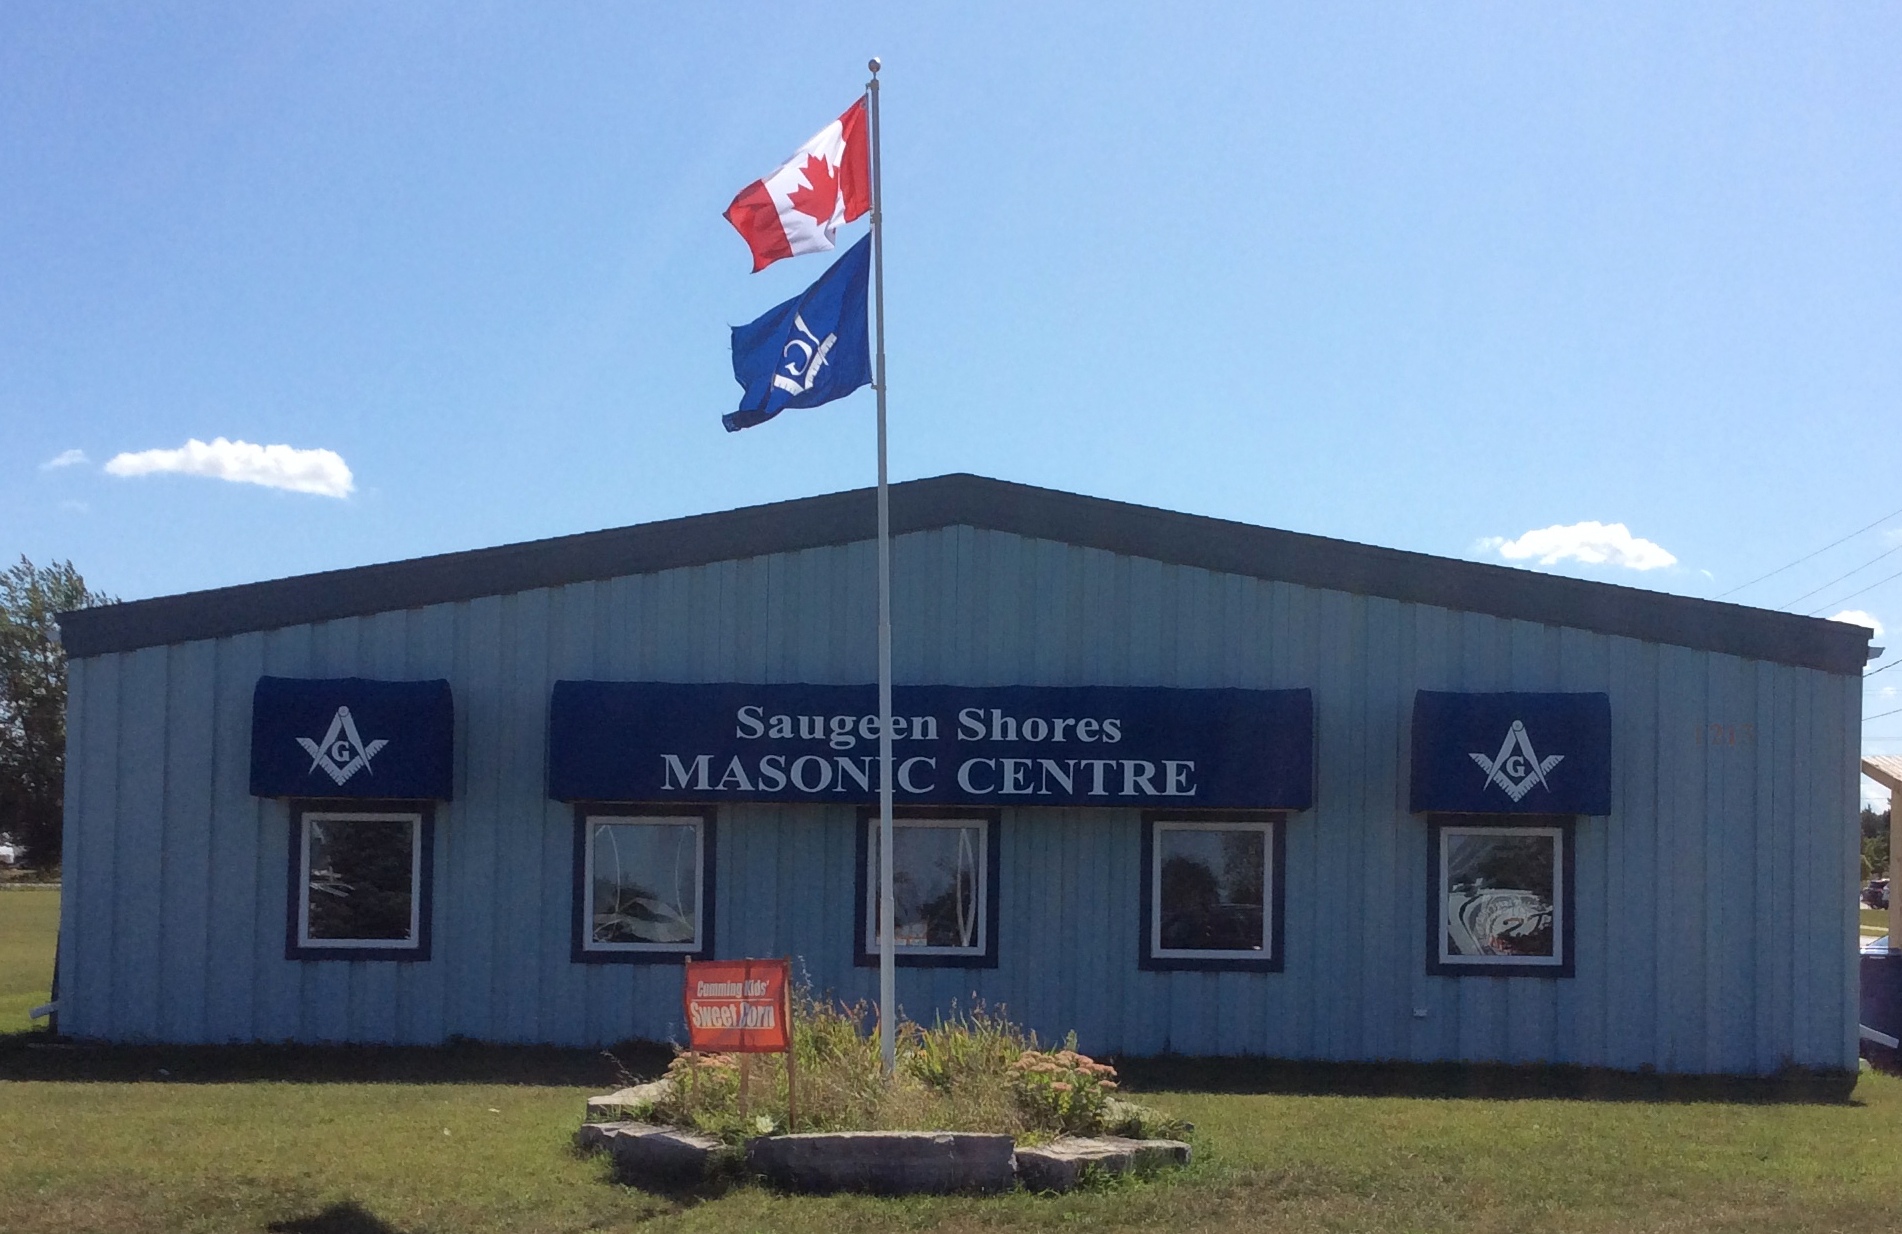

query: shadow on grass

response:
[609,1169,745,1210]
[1114,1054,1861,1105]
[266,1201,407,1234]
[2,1025,1861,1106]
[0,1029,673,1087]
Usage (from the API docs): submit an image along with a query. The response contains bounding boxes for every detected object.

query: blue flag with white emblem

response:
[725,234,872,432]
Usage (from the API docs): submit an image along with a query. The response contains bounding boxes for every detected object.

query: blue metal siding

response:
[58,527,1862,1072]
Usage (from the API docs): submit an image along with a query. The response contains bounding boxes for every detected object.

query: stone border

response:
[584,1078,669,1122]
[577,1122,1191,1195]
[1014,1136,1192,1192]
[580,1121,731,1184]
[748,1131,1016,1195]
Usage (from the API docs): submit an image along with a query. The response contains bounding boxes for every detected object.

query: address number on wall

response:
[1695,723,1757,747]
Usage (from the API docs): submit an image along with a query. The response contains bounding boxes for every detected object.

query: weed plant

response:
[638,991,1182,1144]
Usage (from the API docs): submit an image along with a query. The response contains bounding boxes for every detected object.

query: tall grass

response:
[640,992,1171,1143]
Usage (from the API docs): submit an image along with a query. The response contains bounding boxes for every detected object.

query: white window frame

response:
[1149,818,1275,961]
[864,815,990,958]
[297,809,424,951]
[1437,823,1565,969]
[581,812,706,955]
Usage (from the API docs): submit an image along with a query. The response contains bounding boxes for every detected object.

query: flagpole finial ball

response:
[868,57,881,73]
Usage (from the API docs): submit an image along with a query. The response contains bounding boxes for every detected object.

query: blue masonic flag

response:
[725,234,872,432]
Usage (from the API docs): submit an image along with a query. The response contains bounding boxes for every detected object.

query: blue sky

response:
[5,4,1901,789]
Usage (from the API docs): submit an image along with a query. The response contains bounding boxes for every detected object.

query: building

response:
[54,474,1869,1074]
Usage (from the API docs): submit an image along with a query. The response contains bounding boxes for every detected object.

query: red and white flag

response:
[724,99,871,272]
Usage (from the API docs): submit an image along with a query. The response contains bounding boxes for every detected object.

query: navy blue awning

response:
[549,681,1313,810]
[250,677,454,800]
[1410,691,1610,815]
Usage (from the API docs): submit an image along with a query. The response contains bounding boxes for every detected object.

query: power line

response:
[1781,541,1902,608]
[1716,502,1902,600]
[1866,705,1902,723]
[1867,659,1901,680]
[1807,563,1902,617]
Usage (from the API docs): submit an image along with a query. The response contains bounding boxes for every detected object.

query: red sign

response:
[683,958,790,1053]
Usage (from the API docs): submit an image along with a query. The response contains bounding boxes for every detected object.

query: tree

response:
[0,557,113,870]
[1864,805,1892,882]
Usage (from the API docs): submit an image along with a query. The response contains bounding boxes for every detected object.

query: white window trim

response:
[297,809,423,950]
[1149,818,1275,961]
[864,815,990,957]
[1437,823,1565,968]
[582,813,705,954]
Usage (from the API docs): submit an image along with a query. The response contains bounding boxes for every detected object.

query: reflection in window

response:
[1441,827,1560,964]
[1150,821,1271,959]
[300,812,422,947]
[586,817,702,951]
[866,818,987,955]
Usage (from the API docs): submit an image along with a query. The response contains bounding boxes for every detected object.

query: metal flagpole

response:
[867,57,896,1077]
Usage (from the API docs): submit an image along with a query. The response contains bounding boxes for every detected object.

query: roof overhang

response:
[1865,756,1902,794]
[57,473,1873,674]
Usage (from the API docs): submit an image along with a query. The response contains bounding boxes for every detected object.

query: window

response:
[855,809,1000,968]
[572,807,713,962]
[287,802,432,961]
[1427,816,1574,977]
[1140,814,1284,971]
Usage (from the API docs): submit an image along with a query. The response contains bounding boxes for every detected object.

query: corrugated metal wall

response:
[58,528,1862,1072]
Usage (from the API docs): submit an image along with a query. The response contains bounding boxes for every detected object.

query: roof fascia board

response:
[58,474,1869,675]
[58,483,881,659]
[955,480,1867,675]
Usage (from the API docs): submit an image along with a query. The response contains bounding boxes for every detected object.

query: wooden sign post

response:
[683,957,796,1131]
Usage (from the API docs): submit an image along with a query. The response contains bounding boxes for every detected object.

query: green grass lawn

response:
[0,885,58,1032]
[1863,907,1889,933]
[6,891,1902,1233]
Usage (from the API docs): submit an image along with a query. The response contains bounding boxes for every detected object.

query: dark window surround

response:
[285,799,435,962]
[854,805,1002,970]
[1139,810,1286,972]
[1425,813,1576,979]
[569,804,717,965]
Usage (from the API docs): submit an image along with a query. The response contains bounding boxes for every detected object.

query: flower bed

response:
[608,994,1185,1147]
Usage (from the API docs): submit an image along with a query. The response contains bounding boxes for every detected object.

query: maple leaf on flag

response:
[784,154,840,225]
[723,99,869,271]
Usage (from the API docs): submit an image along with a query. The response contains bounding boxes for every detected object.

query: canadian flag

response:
[724,99,871,272]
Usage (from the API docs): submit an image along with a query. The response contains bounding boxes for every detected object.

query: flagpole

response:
[867,56,896,1077]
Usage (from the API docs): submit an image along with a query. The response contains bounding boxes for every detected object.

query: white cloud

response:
[1477,521,1678,571]
[104,437,354,498]
[40,448,89,470]
[1829,609,1885,636]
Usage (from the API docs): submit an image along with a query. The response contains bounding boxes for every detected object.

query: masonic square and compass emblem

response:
[1469,719,1563,802]
[297,705,389,786]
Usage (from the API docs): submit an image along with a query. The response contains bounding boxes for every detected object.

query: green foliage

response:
[1863,807,1891,881]
[1100,1096,1192,1141]
[1008,1040,1120,1136]
[647,991,1154,1144]
[0,557,113,870]
[904,1002,1024,1093]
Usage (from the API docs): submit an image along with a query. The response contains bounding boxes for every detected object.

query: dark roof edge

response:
[58,473,1871,675]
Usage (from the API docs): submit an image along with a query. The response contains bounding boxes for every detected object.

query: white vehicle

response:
[0,841,19,866]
